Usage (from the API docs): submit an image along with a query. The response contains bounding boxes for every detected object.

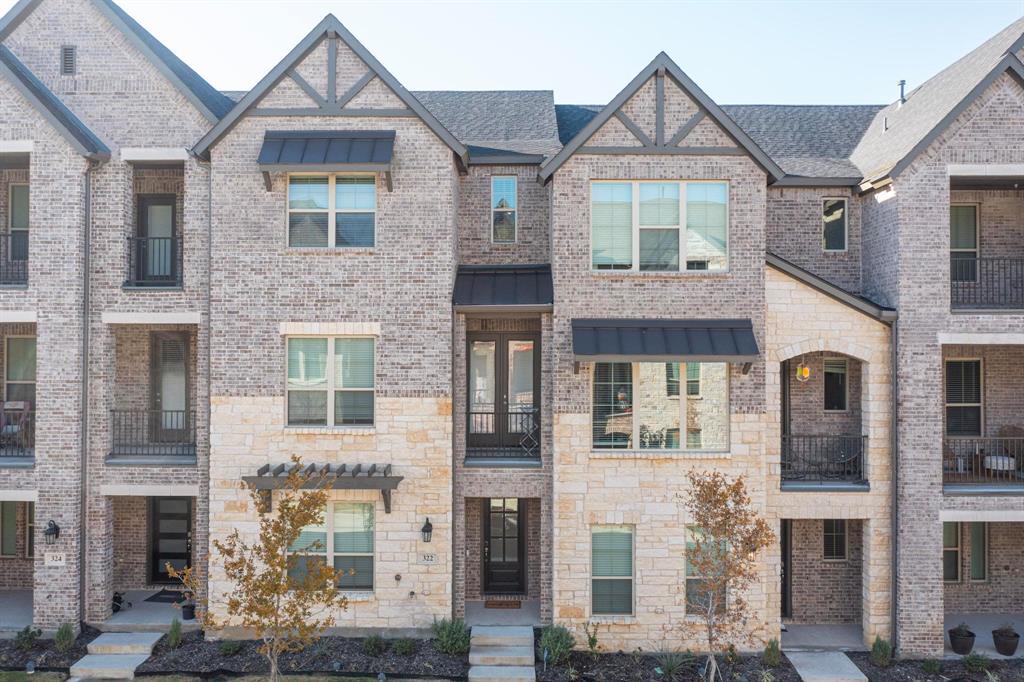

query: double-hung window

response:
[945,359,981,437]
[288,175,376,248]
[491,176,517,243]
[289,501,375,591]
[823,519,847,561]
[286,337,374,426]
[822,199,847,252]
[8,184,28,262]
[950,205,978,283]
[592,362,728,451]
[591,525,633,615]
[5,337,35,405]
[591,181,728,272]
[823,359,848,412]
[943,521,960,582]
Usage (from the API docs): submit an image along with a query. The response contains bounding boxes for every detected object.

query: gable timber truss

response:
[540,52,783,183]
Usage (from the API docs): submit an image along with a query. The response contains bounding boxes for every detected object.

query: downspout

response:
[889,319,899,652]
[204,157,212,605]
[79,161,94,627]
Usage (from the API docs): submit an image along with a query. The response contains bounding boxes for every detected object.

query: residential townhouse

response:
[0,0,1018,659]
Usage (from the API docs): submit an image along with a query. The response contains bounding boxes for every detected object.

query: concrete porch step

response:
[88,632,163,655]
[786,652,867,682]
[70,653,150,680]
[469,644,534,666]
[471,625,534,647]
[468,664,536,682]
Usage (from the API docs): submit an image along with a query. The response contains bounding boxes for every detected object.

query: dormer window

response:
[60,46,76,76]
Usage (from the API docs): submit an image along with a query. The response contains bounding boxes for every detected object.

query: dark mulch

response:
[138,630,469,679]
[536,651,800,682]
[848,652,1024,682]
[0,625,100,671]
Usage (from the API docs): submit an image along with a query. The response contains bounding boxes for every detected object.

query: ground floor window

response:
[685,526,726,614]
[822,519,847,561]
[967,521,987,582]
[943,522,960,582]
[0,501,16,556]
[591,525,633,615]
[290,501,375,590]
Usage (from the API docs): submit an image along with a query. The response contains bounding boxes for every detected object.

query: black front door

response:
[780,519,792,619]
[467,333,540,453]
[483,498,524,594]
[150,497,192,583]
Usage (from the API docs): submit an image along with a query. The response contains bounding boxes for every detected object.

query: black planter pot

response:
[948,629,975,655]
[181,603,196,621]
[993,630,1020,656]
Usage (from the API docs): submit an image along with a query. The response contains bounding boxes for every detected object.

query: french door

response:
[466,332,540,452]
[483,498,524,594]
[150,332,189,442]
[149,497,192,583]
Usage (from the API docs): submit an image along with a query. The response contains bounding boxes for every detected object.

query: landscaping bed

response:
[535,651,801,682]
[138,630,468,679]
[0,626,99,671]
[848,651,1024,682]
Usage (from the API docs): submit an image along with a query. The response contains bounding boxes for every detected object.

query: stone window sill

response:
[590,270,730,280]
[283,248,375,256]
[589,615,637,625]
[589,449,730,461]
[340,590,375,602]
[283,426,376,436]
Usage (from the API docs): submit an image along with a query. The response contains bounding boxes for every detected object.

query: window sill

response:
[589,615,637,625]
[589,449,730,460]
[283,247,375,256]
[340,590,375,602]
[284,425,376,436]
[122,284,184,292]
[0,284,28,290]
[590,269,730,279]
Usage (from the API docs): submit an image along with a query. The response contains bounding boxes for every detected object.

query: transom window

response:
[822,519,847,561]
[945,359,981,437]
[950,204,978,283]
[289,501,374,590]
[5,337,35,405]
[491,176,517,243]
[591,181,728,272]
[287,175,376,248]
[592,525,633,615]
[823,359,848,412]
[592,362,728,451]
[286,337,374,426]
[822,198,847,252]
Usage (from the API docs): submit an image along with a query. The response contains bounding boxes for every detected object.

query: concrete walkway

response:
[783,624,865,651]
[70,632,162,680]
[786,652,867,682]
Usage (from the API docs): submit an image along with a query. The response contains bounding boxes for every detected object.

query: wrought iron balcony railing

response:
[781,434,866,484]
[110,409,196,458]
[467,407,540,459]
[125,236,182,287]
[943,437,1024,487]
[0,231,28,285]
[0,408,34,458]
[951,257,1024,310]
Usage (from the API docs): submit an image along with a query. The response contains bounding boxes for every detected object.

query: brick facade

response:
[787,519,863,625]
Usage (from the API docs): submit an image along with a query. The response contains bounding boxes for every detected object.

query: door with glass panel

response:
[150,332,189,442]
[137,195,177,285]
[149,497,192,583]
[467,333,540,454]
[7,184,28,282]
[483,498,524,593]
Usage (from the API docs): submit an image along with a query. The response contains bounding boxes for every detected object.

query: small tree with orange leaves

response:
[179,456,348,682]
[681,471,774,682]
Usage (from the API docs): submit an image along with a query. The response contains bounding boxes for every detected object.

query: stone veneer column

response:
[861,516,892,645]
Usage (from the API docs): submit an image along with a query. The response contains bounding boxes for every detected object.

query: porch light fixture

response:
[421,518,433,543]
[43,520,60,545]
[795,362,811,383]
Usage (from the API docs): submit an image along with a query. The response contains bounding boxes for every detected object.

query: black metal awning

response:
[453,264,553,312]
[571,318,760,364]
[257,130,395,190]
[243,462,403,513]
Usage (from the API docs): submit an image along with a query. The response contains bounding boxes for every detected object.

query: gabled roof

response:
[540,52,785,183]
[0,0,233,123]
[0,44,108,159]
[852,17,1024,183]
[193,15,467,163]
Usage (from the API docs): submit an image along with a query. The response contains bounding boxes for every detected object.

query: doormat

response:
[144,589,186,604]
[484,599,521,609]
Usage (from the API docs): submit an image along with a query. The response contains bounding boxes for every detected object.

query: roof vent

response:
[60,45,76,76]
[898,79,906,106]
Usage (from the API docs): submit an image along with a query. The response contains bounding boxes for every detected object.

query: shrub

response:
[54,623,76,653]
[760,669,775,682]
[950,622,973,637]
[392,638,415,656]
[869,636,892,668]
[432,618,470,656]
[583,621,600,659]
[724,643,740,666]
[219,640,243,656]
[762,638,781,668]
[963,652,991,672]
[167,617,183,649]
[994,622,1017,637]
[362,634,388,657]
[922,658,942,675]
[654,650,695,678]
[539,625,575,667]
[15,625,41,651]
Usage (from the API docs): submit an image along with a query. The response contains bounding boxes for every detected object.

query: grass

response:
[0,674,66,682]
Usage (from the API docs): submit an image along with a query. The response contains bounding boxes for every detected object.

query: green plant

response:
[362,634,388,656]
[951,622,973,636]
[583,621,600,659]
[539,625,575,667]
[759,669,775,682]
[167,617,183,649]
[54,623,75,653]
[391,638,415,656]
[984,670,1001,682]
[995,623,1018,637]
[432,618,470,656]
[869,636,892,668]
[14,625,41,651]
[724,643,740,665]
[963,653,991,672]
[654,650,695,678]
[219,640,243,656]
[922,659,942,675]
[762,638,781,668]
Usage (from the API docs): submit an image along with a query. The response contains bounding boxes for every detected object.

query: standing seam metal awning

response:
[571,319,760,363]
[453,264,553,312]
[257,130,395,190]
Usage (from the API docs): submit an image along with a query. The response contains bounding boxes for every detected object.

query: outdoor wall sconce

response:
[421,518,433,543]
[44,520,60,545]
[795,362,811,383]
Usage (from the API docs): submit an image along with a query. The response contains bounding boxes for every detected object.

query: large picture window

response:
[592,525,633,615]
[945,359,981,437]
[288,175,376,248]
[592,362,728,451]
[591,181,728,272]
[286,337,374,426]
[289,501,374,590]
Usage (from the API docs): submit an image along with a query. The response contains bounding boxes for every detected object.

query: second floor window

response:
[950,204,978,283]
[5,336,35,405]
[286,337,374,426]
[591,181,728,272]
[822,198,847,251]
[8,184,28,262]
[288,175,376,249]
[945,359,981,437]
[491,176,517,243]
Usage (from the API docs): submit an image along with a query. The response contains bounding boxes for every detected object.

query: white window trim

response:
[285,335,376,428]
[823,358,849,413]
[950,203,980,283]
[590,524,634,617]
[590,361,730,454]
[25,500,33,559]
[286,173,377,249]
[4,335,35,404]
[943,521,961,583]
[822,519,848,562]
[293,500,376,592]
[590,180,730,273]
[822,197,848,253]
[944,357,984,438]
[490,175,517,244]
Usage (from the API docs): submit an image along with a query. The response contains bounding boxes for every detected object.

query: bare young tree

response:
[681,470,775,682]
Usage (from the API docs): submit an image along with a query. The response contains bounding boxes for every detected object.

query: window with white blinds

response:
[286,337,374,426]
[491,176,517,243]
[945,360,981,436]
[592,525,633,615]
[288,501,375,590]
[288,175,375,248]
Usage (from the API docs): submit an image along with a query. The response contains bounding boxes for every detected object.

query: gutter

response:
[79,160,94,627]
[890,319,899,652]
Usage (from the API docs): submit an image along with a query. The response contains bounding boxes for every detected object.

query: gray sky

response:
[5,0,1024,105]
